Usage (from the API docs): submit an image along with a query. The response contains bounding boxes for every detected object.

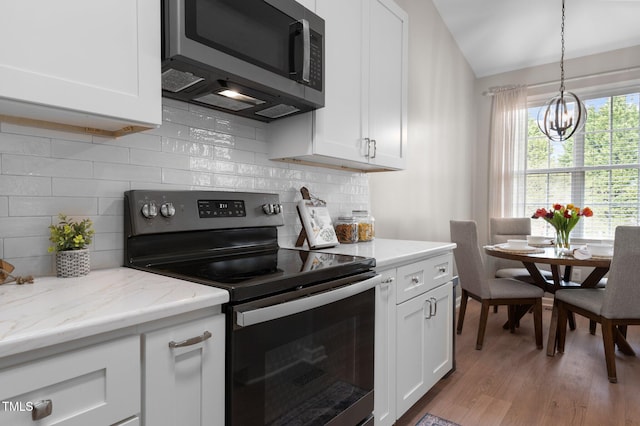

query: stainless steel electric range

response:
[124,190,379,426]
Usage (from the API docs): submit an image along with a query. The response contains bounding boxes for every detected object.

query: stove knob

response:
[141,202,158,219]
[262,204,274,215]
[160,202,176,218]
[274,204,282,214]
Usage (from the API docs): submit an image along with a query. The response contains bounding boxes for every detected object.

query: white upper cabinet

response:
[0,0,161,137]
[268,0,408,172]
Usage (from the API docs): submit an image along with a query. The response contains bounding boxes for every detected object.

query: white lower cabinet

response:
[396,281,453,416]
[0,335,140,426]
[142,313,225,426]
[374,252,454,425]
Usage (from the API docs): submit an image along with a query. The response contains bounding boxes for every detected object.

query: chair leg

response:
[533,299,543,349]
[590,320,597,335]
[601,318,618,383]
[556,301,568,353]
[508,305,515,333]
[476,300,491,350]
[493,306,498,313]
[568,311,576,330]
[457,290,468,335]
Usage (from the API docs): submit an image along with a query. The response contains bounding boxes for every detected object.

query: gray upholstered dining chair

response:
[450,220,544,350]
[554,226,640,383]
[489,217,553,283]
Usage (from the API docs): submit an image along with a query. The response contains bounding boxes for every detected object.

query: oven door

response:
[228,272,380,426]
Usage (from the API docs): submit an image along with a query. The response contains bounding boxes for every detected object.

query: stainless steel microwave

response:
[161,0,324,122]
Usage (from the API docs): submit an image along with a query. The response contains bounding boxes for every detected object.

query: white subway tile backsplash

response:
[0,99,369,276]
[0,217,51,237]
[52,178,129,197]
[162,168,214,187]
[98,198,124,216]
[96,132,162,151]
[3,154,93,178]
[52,139,129,163]
[0,133,51,156]
[130,148,191,169]
[5,236,51,257]
[93,162,161,182]
[0,175,51,196]
[94,232,122,251]
[10,197,98,217]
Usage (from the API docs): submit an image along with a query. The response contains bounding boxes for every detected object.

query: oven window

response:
[229,288,374,425]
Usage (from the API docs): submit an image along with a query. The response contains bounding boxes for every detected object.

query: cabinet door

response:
[143,314,225,426]
[395,281,453,417]
[374,269,397,426]
[0,0,161,134]
[0,336,140,426]
[314,0,367,163]
[367,0,408,169]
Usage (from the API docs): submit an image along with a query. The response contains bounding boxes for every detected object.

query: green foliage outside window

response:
[525,92,640,239]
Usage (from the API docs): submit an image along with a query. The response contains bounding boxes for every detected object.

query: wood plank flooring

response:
[396,301,640,426]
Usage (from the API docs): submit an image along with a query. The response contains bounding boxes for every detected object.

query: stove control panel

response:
[198,200,246,218]
[125,190,284,236]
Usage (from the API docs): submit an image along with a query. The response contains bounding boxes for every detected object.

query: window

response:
[526,91,640,239]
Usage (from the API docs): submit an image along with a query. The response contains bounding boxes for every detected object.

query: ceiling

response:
[431,0,640,78]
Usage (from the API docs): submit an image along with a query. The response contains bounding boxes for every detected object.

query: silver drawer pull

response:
[381,277,395,286]
[31,399,53,421]
[411,276,420,284]
[437,266,447,274]
[169,331,212,348]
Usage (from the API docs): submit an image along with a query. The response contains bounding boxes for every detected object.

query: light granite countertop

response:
[0,267,229,359]
[0,240,454,360]
[282,238,456,269]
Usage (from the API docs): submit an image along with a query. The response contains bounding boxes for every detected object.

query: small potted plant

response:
[48,214,95,277]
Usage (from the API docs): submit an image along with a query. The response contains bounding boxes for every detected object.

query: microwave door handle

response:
[235,275,380,327]
[300,19,310,83]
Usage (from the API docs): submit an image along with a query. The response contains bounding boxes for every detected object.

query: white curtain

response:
[488,85,528,218]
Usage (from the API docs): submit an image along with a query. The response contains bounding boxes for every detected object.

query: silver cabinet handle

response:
[380,277,395,288]
[430,297,438,316]
[169,331,212,348]
[31,399,53,421]
[370,139,377,159]
[364,137,371,158]
[423,299,432,319]
[411,276,420,284]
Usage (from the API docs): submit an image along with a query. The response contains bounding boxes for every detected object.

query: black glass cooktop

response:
[144,248,375,302]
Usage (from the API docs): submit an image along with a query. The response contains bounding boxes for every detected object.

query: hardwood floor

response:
[396,300,640,426]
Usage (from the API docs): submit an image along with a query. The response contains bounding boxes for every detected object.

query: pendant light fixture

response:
[537,0,587,141]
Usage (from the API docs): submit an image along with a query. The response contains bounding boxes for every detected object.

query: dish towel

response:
[573,246,592,260]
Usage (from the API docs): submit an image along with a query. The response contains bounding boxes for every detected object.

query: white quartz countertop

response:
[282,238,456,269]
[0,268,229,359]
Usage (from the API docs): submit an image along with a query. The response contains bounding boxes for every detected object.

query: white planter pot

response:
[55,249,90,278]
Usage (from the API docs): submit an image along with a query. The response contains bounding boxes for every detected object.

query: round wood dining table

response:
[483,244,623,357]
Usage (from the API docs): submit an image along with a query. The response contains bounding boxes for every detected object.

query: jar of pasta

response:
[335,216,358,244]
[352,210,375,242]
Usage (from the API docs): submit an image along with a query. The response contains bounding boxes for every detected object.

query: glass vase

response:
[554,229,571,255]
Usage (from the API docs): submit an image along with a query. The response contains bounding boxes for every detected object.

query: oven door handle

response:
[235,274,381,327]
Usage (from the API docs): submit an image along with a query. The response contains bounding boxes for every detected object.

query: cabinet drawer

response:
[0,335,140,426]
[395,253,453,305]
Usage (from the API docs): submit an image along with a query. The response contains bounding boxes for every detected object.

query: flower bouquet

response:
[532,203,593,253]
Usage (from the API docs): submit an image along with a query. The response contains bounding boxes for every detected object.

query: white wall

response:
[369,0,477,243]
[0,99,370,277]
[473,45,640,245]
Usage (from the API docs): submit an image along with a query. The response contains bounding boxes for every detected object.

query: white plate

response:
[496,243,539,252]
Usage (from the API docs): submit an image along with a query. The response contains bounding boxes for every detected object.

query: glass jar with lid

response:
[352,210,375,242]
[335,216,358,244]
